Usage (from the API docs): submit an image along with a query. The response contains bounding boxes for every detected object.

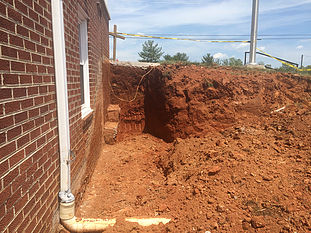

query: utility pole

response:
[109,25,125,61]
[300,54,304,68]
[249,0,259,65]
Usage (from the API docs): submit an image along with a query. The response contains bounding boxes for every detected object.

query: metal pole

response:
[300,54,304,68]
[249,0,259,65]
[113,24,117,61]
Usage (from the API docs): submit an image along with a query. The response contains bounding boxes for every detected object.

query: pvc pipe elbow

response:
[60,201,116,232]
[61,217,116,232]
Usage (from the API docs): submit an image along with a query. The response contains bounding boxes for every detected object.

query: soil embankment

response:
[110,64,147,141]
[144,65,311,142]
[76,64,311,232]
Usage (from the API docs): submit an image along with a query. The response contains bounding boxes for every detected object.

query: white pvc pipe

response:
[52,1,117,231]
[62,217,116,232]
[51,0,73,202]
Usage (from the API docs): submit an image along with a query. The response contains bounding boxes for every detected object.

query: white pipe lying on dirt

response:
[62,217,116,232]
[125,217,171,226]
[52,0,115,231]
[271,106,286,113]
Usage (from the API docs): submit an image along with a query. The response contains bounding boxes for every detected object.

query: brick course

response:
[0,0,110,232]
[0,0,58,231]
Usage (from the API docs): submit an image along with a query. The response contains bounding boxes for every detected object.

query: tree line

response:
[137,40,311,74]
[138,40,243,66]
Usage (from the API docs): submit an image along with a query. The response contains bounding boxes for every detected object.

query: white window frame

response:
[78,6,92,119]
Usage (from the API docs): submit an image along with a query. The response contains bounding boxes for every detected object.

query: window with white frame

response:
[78,7,92,118]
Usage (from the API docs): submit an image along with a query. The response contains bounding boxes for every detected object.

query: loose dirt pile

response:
[76,64,311,232]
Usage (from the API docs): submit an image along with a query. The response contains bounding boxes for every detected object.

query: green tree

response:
[164,52,189,62]
[138,40,164,62]
[173,52,189,62]
[222,59,229,66]
[163,54,173,61]
[229,57,243,66]
[277,63,297,73]
[305,65,311,74]
[214,59,221,65]
[201,53,214,66]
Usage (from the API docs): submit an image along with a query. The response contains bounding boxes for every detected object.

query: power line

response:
[261,37,311,40]
[123,36,252,40]
[143,33,311,37]
[259,34,311,36]
[123,36,310,41]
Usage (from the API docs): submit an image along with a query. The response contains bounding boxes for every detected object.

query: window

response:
[78,7,92,118]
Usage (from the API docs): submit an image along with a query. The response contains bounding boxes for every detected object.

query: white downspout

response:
[51,0,73,203]
[51,0,115,231]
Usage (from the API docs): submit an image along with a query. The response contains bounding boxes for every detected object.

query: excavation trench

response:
[112,64,311,143]
[112,64,239,143]
[76,64,311,232]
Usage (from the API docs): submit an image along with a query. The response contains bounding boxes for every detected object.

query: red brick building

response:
[0,0,110,232]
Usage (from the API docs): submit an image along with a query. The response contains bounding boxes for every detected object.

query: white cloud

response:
[258,46,266,51]
[261,0,311,12]
[109,0,311,33]
[231,43,249,50]
[109,0,252,32]
[108,0,311,64]
[296,45,303,49]
[213,53,228,59]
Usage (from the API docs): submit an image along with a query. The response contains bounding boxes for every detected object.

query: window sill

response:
[81,106,93,119]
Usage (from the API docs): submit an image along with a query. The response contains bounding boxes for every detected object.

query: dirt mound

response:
[144,65,311,142]
[77,64,311,232]
[147,65,311,232]
[155,116,311,231]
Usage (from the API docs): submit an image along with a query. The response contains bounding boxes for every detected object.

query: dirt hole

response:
[111,64,311,143]
[77,63,311,232]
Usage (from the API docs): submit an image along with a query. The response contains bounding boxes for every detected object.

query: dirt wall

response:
[110,64,311,144]
[144,65,311,142]
[110,64,147,141]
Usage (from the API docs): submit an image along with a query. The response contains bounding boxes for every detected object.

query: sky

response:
[107,0,311,67]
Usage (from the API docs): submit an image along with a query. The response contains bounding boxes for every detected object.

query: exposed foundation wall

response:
[74,60,111,205]
[0,0,110,232]
[61,0,110,199]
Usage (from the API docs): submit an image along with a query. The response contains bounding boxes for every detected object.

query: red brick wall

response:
[0,0,110,232]
[61,0,110,199]
[0,0,59,232]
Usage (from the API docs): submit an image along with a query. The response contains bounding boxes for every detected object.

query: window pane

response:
[80,64,85,104]
[79,24,83,64]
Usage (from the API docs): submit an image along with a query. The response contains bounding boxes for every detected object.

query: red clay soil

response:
[110,65,147,141]
[75,65,311,232]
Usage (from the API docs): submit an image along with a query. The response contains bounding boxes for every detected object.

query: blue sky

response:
[107,0,311,67]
